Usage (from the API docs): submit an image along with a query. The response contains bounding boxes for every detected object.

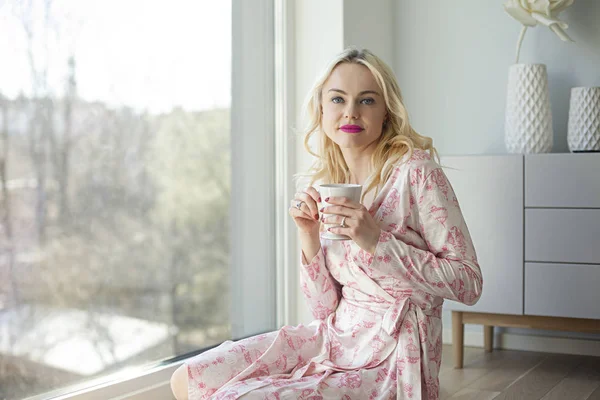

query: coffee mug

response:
[319,183,362,240]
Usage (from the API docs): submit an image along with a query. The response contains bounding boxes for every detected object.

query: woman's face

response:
[321,63,387,151]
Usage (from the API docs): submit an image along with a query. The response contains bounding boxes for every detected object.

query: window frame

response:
[20,0,289,398]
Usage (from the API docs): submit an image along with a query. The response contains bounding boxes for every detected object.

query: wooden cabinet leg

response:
[452,311,464,369]
[484,325,494,353]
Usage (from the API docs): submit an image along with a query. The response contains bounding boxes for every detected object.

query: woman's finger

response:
[299,188,320,218]
[289,199,312,219]
[292,192,319,220]
[304,186,321,204]
[321,215,352,226]
[323,196,362,209]
[326,226,353,238]
[288,206,316,221]
[320,205,356,218]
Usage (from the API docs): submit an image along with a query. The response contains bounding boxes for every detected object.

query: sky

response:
[0,0,232,114]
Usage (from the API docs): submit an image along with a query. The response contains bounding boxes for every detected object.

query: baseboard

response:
[443,328,600,357]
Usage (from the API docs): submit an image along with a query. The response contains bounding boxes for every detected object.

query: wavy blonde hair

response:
[302,47,438,202]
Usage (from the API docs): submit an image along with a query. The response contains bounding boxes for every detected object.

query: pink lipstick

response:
[340,124,364,133]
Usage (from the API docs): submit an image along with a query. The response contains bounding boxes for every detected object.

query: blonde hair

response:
[301,47,438,201]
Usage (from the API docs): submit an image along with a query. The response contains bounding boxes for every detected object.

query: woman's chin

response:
[334,137,377,152]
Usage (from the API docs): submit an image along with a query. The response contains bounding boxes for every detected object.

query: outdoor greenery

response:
[0,90,231,400]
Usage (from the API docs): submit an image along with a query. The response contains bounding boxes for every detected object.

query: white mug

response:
[319,183,362,240]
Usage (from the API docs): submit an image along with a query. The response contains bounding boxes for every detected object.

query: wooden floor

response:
[439,345,600,400]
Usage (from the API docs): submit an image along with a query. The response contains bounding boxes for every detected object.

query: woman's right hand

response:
[289,187,321,236]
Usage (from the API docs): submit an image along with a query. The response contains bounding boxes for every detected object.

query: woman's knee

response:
[170,364,189,400]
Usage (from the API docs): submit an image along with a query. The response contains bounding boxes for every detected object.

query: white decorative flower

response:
[504,0,575,63]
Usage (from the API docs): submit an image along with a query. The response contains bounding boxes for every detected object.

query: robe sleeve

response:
[358,166,483,305]
[299,248,342,320]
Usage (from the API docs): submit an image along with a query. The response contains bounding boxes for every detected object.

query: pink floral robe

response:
[186,149,483,399]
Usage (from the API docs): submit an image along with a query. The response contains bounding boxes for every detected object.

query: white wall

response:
[343,0,396,69]
[394,0,600,155]
[291,0,600,352]
[294,0,344,173]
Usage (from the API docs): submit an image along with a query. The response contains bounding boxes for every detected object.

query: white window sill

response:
[23,361,181,400]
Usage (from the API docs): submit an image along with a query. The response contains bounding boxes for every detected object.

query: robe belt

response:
[342,296,439,337]
[382,296,438,337]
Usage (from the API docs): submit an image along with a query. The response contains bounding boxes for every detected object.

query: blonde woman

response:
[172,48,483,400]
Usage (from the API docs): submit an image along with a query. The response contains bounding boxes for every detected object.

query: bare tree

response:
[59,55,76,221]
[18,0,54,244]
[0,94,19,308]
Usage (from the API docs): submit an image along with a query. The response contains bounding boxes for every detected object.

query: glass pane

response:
[0,1,232,398]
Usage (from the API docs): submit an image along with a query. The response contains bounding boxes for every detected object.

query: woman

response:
[171,48,482,399]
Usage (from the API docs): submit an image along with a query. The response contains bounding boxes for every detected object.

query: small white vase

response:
[505,64,553,153]
[567,87,600,153]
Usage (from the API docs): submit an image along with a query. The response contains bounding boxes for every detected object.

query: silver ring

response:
[340,216,347,228]
[296,201,304,210]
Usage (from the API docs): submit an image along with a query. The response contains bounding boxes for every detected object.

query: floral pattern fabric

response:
[186,149,483,399]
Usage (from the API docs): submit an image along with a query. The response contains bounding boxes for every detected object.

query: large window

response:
[0,1,276,399]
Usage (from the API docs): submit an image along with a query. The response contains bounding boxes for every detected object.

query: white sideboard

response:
[440,153,600,367]
[441,155,524,315]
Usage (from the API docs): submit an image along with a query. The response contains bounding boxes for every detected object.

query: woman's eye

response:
[361,98,375,105]
[332,97,344,104]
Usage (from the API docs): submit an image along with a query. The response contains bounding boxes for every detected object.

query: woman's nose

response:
[344,103,359,120]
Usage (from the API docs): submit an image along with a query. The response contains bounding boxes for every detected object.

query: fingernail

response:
[327,227,332,232]
[319,207,324,212]
[318,197,322,202]
[314,214,319,220]
[325,197,330,202]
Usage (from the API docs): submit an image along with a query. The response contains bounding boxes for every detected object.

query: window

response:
[0,1,277,399]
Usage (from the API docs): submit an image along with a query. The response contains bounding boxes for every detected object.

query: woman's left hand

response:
[321,196,382,254]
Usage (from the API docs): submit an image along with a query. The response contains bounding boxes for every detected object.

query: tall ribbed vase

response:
[505,64,553,153]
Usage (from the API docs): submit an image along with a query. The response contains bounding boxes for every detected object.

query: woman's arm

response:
[356,167,483,305]
[290,187,340,320]
[299,236,341,320]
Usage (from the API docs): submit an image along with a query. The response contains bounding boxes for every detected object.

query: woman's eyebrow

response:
[328,88,381,96]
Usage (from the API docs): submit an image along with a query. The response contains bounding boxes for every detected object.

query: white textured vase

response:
[567,87,600,152]
[505,64,553,153]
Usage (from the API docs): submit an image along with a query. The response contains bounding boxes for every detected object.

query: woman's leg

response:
[170,322,326,400]
[169,332,278,400]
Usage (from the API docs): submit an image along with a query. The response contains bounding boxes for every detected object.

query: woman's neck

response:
[341,142,377,185]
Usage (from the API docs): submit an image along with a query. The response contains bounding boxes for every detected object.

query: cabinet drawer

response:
[525,208,600,264]
[525,154,600,208]
[525,263,600,319]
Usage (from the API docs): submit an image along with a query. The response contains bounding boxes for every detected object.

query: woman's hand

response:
[321,196,381,254]
[289,187,321,236]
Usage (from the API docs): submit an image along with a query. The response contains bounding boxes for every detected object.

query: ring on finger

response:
[340,216,347,228]
[295,200,305,210]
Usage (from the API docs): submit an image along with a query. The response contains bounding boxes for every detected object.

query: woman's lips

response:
[339,125,364,133]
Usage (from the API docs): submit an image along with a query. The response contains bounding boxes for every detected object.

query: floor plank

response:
[441,346,487,369]
[438,345,600,400]
[438,349,516,399]
[447,387,501,400]
[492,354,583,400]
[587,385,600,400]
[540,357,600,400]
[466,351,547,392]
